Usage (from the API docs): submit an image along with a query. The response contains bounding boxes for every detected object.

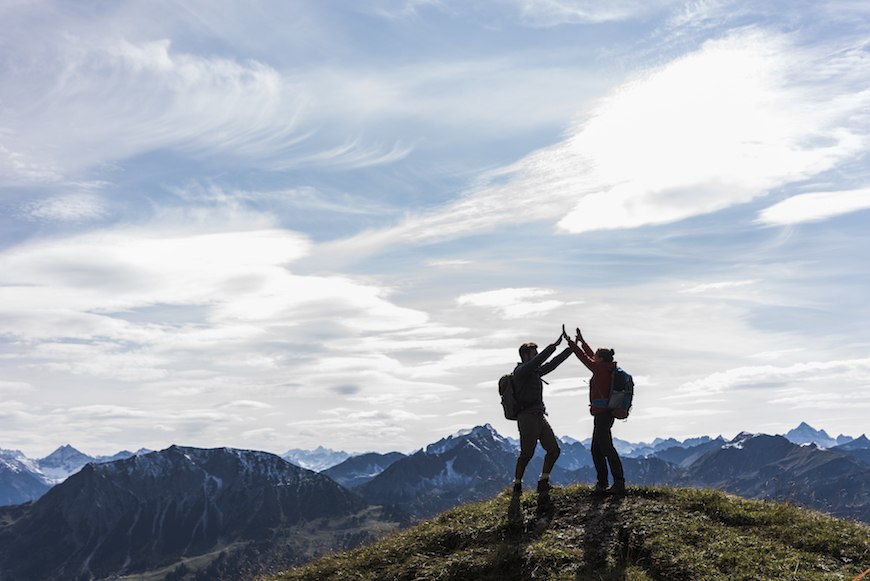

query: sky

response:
[2,0,870,458]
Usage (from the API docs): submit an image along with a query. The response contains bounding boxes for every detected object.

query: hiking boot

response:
[593,483,608,494]
[607,480,626,496]
[512,482,522,494]
[536,479,553,493]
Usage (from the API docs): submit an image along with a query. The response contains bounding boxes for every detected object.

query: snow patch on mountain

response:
[282,446,351,471]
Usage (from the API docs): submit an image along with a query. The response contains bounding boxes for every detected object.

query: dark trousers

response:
[592,412,624,485]
[515,411,560,480]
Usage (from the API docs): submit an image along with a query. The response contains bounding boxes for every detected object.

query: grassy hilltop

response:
[267,485,869,581]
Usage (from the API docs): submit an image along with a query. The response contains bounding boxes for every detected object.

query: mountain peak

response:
[41,444,88,461]
[425,424,511,456]
[784,422,838,448]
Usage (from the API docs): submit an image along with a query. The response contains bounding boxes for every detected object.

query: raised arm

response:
[540,331,570,376]
[514,342,556,380]
[567,327,596,371]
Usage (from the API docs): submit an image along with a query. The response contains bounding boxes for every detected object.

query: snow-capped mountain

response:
[0,446,376,581]
[0,450,52,506]
[424,423,514,456]
[359,424,518,519]
[35,444,95,483]
[783,422,853,448]
[33,445,152,484]
[282,445,352,471]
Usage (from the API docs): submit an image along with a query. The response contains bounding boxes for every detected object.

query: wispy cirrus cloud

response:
[321,28,869,261]
[18,193,108,223]
[371,0,679,25]
[757,188,870,225]
[509,0,680,25]
[679,280,756,295]
[0,36,416,183]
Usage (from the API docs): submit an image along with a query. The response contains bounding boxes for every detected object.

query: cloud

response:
[329,384,362,395]
[0,219,432,393]
[457,288,565,318]
[756,188,870,225]
[0,34,417,182]
[0,37,309,181]
[18,193,108,223]
[217,400,274,410]
[679,280,756,294]
[679,357,870,394]
[324,28,869,258]
[60,405,152,420]
[372,0,677,25]
[510,0,679,25]
[0,380,33,394]
[554,30,868,233]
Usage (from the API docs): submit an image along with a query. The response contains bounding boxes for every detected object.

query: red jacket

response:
[568,339,616,415]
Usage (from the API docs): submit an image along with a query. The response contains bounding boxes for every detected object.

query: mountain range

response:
[329,424,870,523]
[0,446,401,581]
[2,422,865,509]
[1,422,868,579]
[0,446,151,506]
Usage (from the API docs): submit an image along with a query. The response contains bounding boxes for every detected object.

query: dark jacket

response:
[513,344,571,413]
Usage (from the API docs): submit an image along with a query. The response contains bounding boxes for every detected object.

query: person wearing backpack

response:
[511,332,572,494]
[563,325,626,496]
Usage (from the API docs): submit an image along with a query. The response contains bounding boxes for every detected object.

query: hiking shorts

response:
[517,411,560,461]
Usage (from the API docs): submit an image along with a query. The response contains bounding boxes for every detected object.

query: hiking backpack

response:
[608,367,634,420]
[498,373,520,420]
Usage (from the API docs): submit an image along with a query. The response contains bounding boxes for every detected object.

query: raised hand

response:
[575,327,583,342]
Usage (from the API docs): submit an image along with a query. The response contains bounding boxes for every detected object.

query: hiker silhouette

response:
[563,325,625,496]
[511,331,572,494]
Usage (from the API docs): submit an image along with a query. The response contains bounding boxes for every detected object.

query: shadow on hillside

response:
[503,489,630,580]
[506,489,556,533]
[577,494,627,578]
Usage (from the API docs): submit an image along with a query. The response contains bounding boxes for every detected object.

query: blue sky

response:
[2,1,869,457]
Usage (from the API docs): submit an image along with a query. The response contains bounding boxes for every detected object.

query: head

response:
[595,348,615,363]
[519,342,538,362]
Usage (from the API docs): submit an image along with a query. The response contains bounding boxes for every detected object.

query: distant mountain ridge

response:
[281,446,352,471]
[783,421,854,448]
[3,422,865,508]
[322,452,407,489]
[348,424,870,523]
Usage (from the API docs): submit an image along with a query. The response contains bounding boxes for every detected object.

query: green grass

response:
[265,485,870,581]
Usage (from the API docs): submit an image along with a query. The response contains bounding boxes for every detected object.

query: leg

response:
[591,413,610,487]
[599,414,625,484]
[514,412,539,481]
[538,415,561,476]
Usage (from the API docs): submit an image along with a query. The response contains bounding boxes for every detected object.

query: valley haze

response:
[1,1,869,459]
